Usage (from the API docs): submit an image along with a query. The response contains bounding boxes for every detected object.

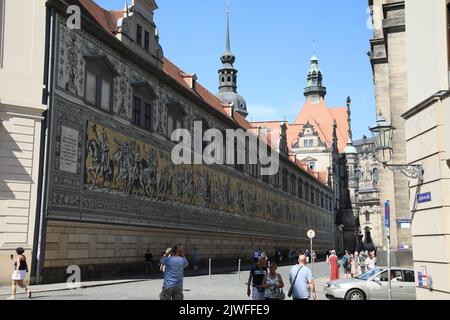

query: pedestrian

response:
[343,250,351,279]
[8,247,32,300]
[192,248,200,273]
[288,255,316,300]
[261,263,285,300]
[354,251,361,276]
[160,247,172,273]
[253,249,259,263]
[144,250,153,274]
[366,251,377,271]
[328,250,339,281]
[325,250,330,264]
[350,254,357,278]
[359,251,366,274]
[159,244,189,300]
[247,256,268,300]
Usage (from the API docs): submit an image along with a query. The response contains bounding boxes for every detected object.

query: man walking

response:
[247,256,268,300]
[144,250,153,274]
[192,248,200,273]
[289,255,316,300]
[159,244,189,300]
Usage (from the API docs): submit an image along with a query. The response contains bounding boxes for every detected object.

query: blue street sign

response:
[417,192,432,203]
[397,218,411,224]
[384,201,390,229]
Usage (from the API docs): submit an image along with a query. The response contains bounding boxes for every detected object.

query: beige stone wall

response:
[0,0,46,285]
[370,0,412,253]
[43,219,331,270]
[404,0,450,299]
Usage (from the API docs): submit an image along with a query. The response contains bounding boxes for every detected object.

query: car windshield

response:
[356,268,383,280]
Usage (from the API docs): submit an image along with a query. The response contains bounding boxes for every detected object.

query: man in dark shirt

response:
[144,250,153,274]
[247,256,268,300]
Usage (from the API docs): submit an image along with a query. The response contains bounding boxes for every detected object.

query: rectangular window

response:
[100,79,111,111]
[133,97,141,126]
[86,71,97,105]
[137,24,142,46]
[303,140,308,147]
[144,31,150,51]
[0,0,4,68]
[144,103,152,130]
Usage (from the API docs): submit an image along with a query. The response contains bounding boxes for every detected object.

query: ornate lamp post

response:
[369,115,424,179]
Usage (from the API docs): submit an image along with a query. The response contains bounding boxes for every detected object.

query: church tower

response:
[216,1,248,118]
[303,53,327,104]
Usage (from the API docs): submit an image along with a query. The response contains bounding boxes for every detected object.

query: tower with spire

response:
[304,53,327,104]
[216,0,248,118]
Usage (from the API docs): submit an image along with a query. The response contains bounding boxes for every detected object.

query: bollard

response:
[238,259,241,280]
[209,258,212,279]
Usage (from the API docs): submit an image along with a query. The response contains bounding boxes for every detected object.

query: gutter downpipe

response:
[32,2,56,285]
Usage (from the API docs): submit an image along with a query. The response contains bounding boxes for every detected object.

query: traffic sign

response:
[307,229,315,239]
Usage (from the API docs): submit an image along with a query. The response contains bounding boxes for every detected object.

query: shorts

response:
[12,270,26,281]
[252,287,265,300]
[160,287,184,301]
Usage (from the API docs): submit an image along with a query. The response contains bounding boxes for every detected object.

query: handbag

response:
[278,288,286,300]
[287,266,303,298]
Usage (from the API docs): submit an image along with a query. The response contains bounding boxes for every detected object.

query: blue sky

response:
[96,0,375,139]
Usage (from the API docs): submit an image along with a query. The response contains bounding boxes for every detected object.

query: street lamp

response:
[369,114,424,301]
[369,114,424,180]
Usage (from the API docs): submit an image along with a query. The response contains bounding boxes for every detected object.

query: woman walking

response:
[8,247,31,299]
[328,250,340,281]
[261,263,285,300]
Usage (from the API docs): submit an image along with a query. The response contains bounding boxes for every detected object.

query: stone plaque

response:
[60,126,79,173]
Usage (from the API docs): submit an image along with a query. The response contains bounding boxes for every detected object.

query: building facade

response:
[403,0,450,299]
[368,0,412,266]
[252,55,359,253]
[0,0,337,284]
[0,0,47,285]
[354,136,380,252]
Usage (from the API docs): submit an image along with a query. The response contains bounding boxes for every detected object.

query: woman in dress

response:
[261,263,284,300]
[8,247,32,299]
[328,250,340,281]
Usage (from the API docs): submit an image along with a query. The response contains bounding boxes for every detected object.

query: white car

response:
[324,267,416,300]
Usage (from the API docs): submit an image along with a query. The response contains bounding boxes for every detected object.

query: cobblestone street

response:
[0,261,341,300]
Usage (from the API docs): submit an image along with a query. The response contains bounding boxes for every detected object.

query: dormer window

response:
[132,82,157,131]
[84,56,118,112]
[167,101,186,138]
[136,24,142,46]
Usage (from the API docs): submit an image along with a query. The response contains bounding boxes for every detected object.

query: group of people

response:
[327,249,377,281]
[247,252,316,301]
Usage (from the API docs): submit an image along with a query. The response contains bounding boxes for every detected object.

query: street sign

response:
[307,229,315,239]
[417,192,432,203]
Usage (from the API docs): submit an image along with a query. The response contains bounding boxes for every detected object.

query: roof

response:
[293,98,349,153]
[74,0,329,188]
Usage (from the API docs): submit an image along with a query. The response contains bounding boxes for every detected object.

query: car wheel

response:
[345,289,366,301]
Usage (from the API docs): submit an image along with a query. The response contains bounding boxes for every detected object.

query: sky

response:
[96,0,376,139]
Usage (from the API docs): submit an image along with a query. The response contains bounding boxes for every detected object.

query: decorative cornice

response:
[402,90,450,120]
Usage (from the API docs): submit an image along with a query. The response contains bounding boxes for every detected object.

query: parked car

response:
[324,267,416,300]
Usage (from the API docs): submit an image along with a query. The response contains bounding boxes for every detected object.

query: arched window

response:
[298,178,303,199]
[305,182,310,202]
[365,211,371,223]
[320,192,325,208]
[310,186,315,204]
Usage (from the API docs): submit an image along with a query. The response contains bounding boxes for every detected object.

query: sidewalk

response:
[0,262,255,297]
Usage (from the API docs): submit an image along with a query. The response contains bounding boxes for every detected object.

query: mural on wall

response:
[84,121,332,231]
[55,17,333,234]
